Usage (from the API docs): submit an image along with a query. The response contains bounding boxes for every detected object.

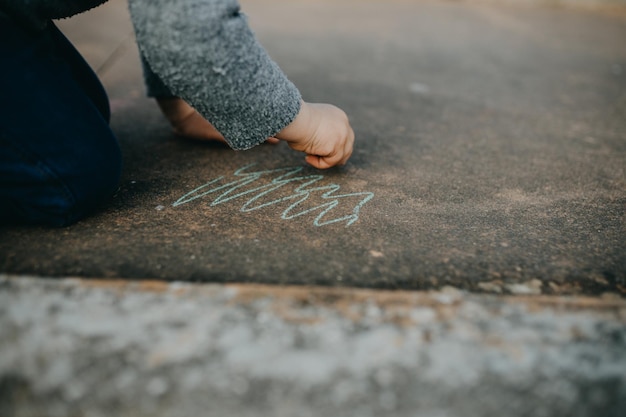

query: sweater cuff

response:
[129,0,302,150]
[140,54,175,98]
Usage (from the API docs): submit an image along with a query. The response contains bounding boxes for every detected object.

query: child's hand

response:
[156,97,226,142]
[156,98,279,144]
[276,102,354,169]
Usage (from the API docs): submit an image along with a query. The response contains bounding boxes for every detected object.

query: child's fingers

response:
[306,131,354,168]
[340,132,355,165]
[305,154,333,169]
[265,137,280,144]
[305,148,345,169]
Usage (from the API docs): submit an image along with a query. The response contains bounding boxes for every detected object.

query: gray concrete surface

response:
[1,0,625,294]
[1,274,625,417]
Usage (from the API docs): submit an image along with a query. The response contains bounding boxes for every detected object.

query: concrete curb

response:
[1,275,624,417]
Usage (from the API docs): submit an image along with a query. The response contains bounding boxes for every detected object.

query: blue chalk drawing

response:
[172,164,374,227]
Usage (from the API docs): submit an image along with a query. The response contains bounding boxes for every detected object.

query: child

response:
[0,0,354,227]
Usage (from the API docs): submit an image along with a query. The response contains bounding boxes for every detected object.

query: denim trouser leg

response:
[0,18,122,227]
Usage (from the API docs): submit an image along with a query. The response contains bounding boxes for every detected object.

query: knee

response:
[60,148,122,226]
[1,141,122,227]
[36,160,120,227]
[54,144,123,227]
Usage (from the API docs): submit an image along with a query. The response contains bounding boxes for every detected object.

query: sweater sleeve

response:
[140,54,175,98]
[128,0,302,150]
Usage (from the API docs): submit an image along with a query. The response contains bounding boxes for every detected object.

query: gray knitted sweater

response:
[0,0,302,150]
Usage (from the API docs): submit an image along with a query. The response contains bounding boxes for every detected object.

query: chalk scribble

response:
[172,164,374,227]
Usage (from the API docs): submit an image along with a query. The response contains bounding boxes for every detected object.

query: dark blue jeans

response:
[0,17,122,227]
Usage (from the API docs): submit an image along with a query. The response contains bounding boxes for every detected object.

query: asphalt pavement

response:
[2,0,625,293]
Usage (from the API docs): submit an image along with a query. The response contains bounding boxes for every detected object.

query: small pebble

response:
[146,377,168,396]
[409,82,430,94]
[505,279,542,295]
[478,281,503,294]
